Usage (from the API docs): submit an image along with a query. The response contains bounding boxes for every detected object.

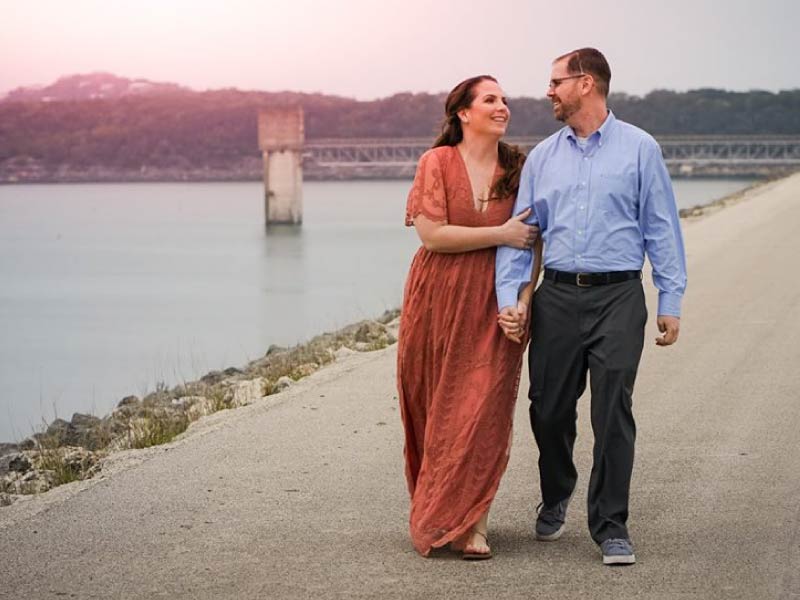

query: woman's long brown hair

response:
[432,75,526,200]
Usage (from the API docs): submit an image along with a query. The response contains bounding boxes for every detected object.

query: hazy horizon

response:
[1,0,797,101]
[5,70,800,103]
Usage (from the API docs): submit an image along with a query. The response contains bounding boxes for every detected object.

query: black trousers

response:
[529,278,647,544]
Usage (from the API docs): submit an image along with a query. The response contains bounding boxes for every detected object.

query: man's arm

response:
[497,237,542,343]
[496,155,537,312]
[639,139,687,345]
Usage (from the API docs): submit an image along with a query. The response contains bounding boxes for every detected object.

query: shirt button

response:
[579,205,585,210]
[578,230,583,235]
[583,157,588,161]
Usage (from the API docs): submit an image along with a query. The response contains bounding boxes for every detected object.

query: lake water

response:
[0,177,756,441]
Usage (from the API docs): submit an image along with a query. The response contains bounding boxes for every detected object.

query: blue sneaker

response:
[535,495,571,541]
[600,538,636,565]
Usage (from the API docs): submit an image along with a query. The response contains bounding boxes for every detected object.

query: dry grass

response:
[127,409,190,449]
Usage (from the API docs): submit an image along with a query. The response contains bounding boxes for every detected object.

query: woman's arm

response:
[413,208,535,253]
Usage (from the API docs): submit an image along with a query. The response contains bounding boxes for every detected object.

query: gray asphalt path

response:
[2,175,800,600]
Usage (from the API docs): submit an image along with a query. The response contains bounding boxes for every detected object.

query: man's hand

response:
[497,306,523,344]
[656,315,680,346]
[516,299,530,332]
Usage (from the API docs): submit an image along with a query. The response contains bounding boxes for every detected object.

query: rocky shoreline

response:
[0,311,400,507]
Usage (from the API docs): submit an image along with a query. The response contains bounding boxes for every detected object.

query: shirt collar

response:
[565,110,616,144]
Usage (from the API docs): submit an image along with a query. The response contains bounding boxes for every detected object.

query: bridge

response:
[303,136,800,178]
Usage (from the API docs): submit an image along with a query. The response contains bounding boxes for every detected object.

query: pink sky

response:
[1,0,797,99]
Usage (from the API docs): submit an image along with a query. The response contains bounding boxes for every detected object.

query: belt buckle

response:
[576,273,592,287]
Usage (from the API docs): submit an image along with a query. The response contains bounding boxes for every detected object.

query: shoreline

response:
[0,170,792,506]
[0,310,400,506]
[0,168,789,185]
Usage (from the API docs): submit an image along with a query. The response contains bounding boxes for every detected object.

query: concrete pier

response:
[257,107,304,225]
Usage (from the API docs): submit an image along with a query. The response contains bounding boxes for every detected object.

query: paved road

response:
[2,176,800,599]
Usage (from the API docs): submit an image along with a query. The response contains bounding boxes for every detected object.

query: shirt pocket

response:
[597,170,639,221]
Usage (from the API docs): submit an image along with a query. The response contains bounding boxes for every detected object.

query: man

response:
[495,48,686,565]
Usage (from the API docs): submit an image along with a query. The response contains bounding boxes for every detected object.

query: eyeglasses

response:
[548,73,586,89]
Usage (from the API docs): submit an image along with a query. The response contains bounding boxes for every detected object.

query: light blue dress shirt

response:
[495,111,687,316]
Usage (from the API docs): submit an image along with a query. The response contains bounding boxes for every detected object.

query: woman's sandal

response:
[462,530,493,561]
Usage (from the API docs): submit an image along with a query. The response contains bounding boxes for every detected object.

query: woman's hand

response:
[498,296,533,344]
[499,208,538,249]
[497,305,524,344]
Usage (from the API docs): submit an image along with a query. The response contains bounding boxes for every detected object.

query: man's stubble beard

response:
[554,97,581,123]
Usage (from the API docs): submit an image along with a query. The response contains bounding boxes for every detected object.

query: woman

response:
[397,75,542,559]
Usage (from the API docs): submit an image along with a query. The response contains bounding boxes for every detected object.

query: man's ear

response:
[582,74,596,96]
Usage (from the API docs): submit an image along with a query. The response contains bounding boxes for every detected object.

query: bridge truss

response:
[304,136,800,171]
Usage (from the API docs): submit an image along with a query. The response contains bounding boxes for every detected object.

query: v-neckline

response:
[453,145,501,214]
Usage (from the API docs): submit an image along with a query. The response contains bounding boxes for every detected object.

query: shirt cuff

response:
[496,287,519,312]
[657,292,682,317]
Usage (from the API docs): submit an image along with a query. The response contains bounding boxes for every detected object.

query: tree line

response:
[1,88,799,170]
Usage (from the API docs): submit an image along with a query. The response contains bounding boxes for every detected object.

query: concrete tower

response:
[258,107,304,225]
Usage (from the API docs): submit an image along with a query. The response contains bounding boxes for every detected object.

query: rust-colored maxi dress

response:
[397,145,526,556]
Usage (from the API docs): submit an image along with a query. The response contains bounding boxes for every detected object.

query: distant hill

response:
[1,73,189,103]
[1,74,799,182]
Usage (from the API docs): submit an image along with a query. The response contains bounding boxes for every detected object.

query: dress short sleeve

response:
[405,148,448,226]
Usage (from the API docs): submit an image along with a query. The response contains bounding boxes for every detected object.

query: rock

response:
[0,453,20,477]
[33,413,108,450]
[69,413,107,449]
[334,346,357,359]
[45,418,71,442]
[17,433,48,451]
[60,447,98,474]
[354,321,384,343]
[200,370,226,385]
[117,395,140,408]
[0,492,16,507]
[351,320,397,349]
[377,308,401,324]
[0,443,19,458]
[16,470,54,494]
[0,456,11,478]
[266,344,287,356]
[8,453,32,473]
[111,396,142,422]
[275,376,293,392]
[1,468,53,494]
[222,367,244,377]
[230,379,265,407]
[291,363,318,379]
[112,402,139,420]
[17,437,36,451]
[71,413,101,430]
[186,398,215,421]
[141,390,172,408]
[171,396,205,409]
[0,447,99,496]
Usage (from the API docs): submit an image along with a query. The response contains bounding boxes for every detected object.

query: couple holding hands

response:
[396,47,686,565]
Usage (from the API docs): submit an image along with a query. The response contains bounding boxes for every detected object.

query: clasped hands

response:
[497,301,529,344]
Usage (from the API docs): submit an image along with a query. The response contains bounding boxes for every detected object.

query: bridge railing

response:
[304,136,800,167]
